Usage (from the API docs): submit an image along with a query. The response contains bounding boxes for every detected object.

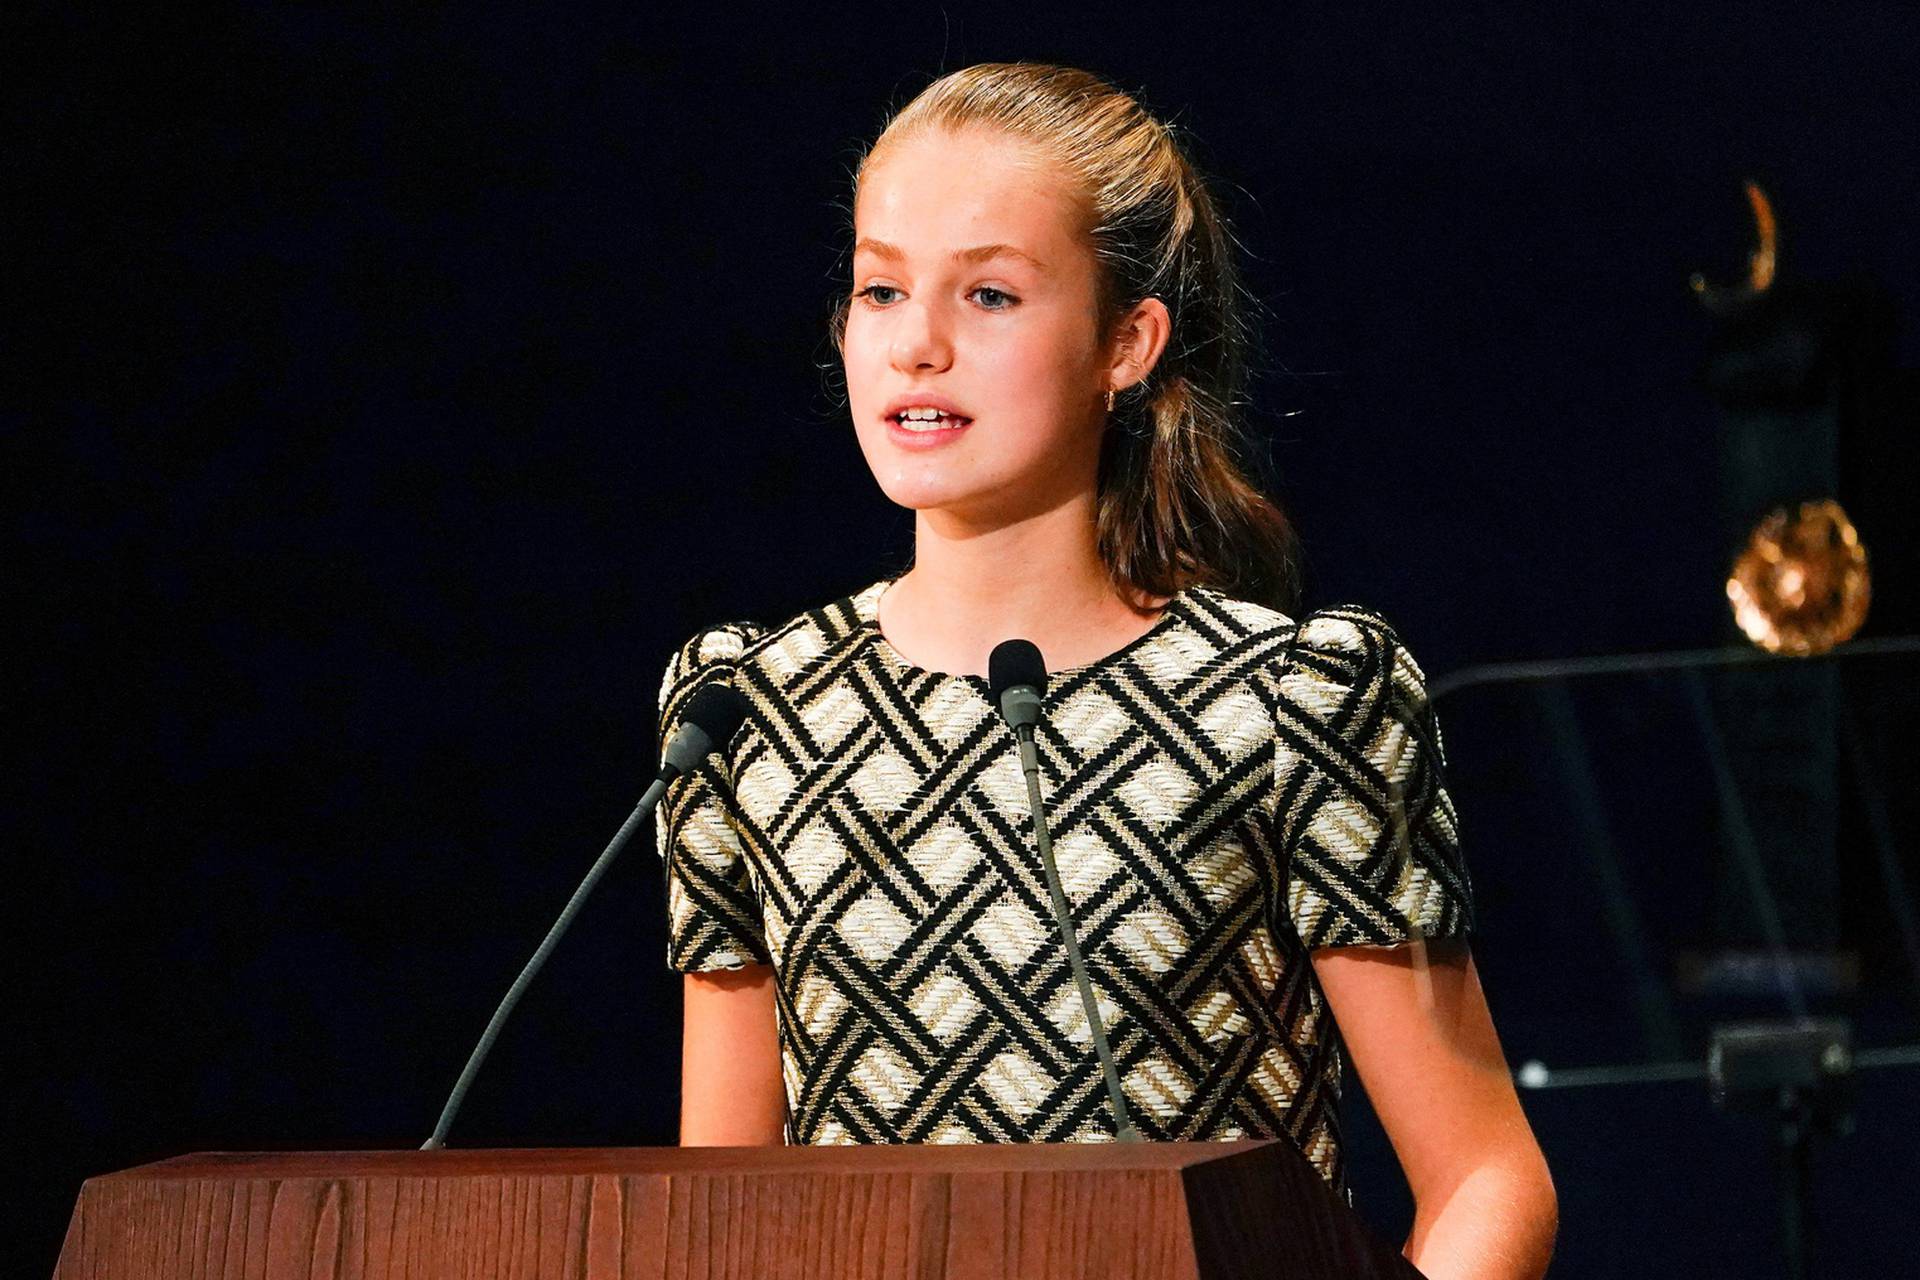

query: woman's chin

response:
[874,479,969,513]
[880,486,1045,533]
[862,456,966,510]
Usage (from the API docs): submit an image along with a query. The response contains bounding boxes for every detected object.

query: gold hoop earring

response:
[1105,387,1116,413]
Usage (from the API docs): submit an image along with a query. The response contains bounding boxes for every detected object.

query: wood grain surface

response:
[54,1142,1423,1279]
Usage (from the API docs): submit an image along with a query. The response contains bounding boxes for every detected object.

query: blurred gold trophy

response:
[1726,499,1871,655]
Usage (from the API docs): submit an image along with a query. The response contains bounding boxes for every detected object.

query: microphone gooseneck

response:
[421,682,752,1150]
[987,639,1140,1143]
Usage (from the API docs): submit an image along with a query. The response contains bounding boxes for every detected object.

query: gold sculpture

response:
[1726,499,1871,655]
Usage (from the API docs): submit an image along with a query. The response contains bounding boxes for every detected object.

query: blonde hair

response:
[829,62,1302,613]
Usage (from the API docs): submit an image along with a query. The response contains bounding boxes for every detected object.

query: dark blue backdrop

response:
[14,4,1918,1275]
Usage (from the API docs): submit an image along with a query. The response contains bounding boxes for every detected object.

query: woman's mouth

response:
[886,407,973,447]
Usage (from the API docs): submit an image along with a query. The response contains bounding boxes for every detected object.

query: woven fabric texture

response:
[655,579,1473,1194]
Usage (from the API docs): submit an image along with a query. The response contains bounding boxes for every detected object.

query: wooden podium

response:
[55,1140,1423,1279]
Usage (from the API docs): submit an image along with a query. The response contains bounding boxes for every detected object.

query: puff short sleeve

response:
[655,621,771,972]
[1276,605,1475,949]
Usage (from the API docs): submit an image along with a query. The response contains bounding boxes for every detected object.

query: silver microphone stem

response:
[1016,729,1140,1142]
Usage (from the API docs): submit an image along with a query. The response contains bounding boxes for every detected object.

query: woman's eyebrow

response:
[854,238,1050,274]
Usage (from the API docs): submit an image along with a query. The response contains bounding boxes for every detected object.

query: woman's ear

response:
[1107,295,1172,395]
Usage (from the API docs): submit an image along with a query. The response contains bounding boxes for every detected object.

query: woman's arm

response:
[679,965,786,1145]
[1311,937,1557,1280]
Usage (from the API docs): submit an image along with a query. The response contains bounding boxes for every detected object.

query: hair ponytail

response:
[835,62,1304,615]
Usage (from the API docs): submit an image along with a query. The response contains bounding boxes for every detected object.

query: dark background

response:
[12,3,1919,1275]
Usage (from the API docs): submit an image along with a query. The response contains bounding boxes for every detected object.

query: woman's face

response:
[842,127,1112,526]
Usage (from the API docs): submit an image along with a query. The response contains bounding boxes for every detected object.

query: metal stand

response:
[1707,1019,1853,1280]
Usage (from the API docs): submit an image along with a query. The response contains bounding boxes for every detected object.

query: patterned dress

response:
[654,578,1474,1197]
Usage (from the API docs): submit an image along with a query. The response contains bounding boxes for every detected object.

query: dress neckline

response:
[850,577,1192,693]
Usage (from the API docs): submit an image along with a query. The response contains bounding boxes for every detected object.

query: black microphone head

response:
[682,681,751,748]
[988,639,1047,702]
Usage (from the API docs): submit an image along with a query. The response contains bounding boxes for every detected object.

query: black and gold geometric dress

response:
[655,578,1474,1198]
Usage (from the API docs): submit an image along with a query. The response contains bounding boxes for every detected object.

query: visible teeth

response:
[893,406,968,431]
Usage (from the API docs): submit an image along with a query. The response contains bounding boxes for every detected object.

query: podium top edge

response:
[99,1141,1284,1181]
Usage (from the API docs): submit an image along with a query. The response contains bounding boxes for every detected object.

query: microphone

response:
[422,682,752,1149]
[654,682,752,924]
[989,639,1047,740]
[660,683,752,781]
[987,640,1140,1143]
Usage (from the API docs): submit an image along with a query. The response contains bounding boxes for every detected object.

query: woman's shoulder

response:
[1274,601,1437,722]
[660,579,890,685]
[1184,586,1425,699]
[1183,587,1406,657]
[1289,602,1411,660]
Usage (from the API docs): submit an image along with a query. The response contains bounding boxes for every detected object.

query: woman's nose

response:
[889,302,953,373]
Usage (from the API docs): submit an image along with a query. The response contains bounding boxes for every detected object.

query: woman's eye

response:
[852,284,1018,310]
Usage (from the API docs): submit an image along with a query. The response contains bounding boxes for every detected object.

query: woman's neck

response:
[878,495,1169,679]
